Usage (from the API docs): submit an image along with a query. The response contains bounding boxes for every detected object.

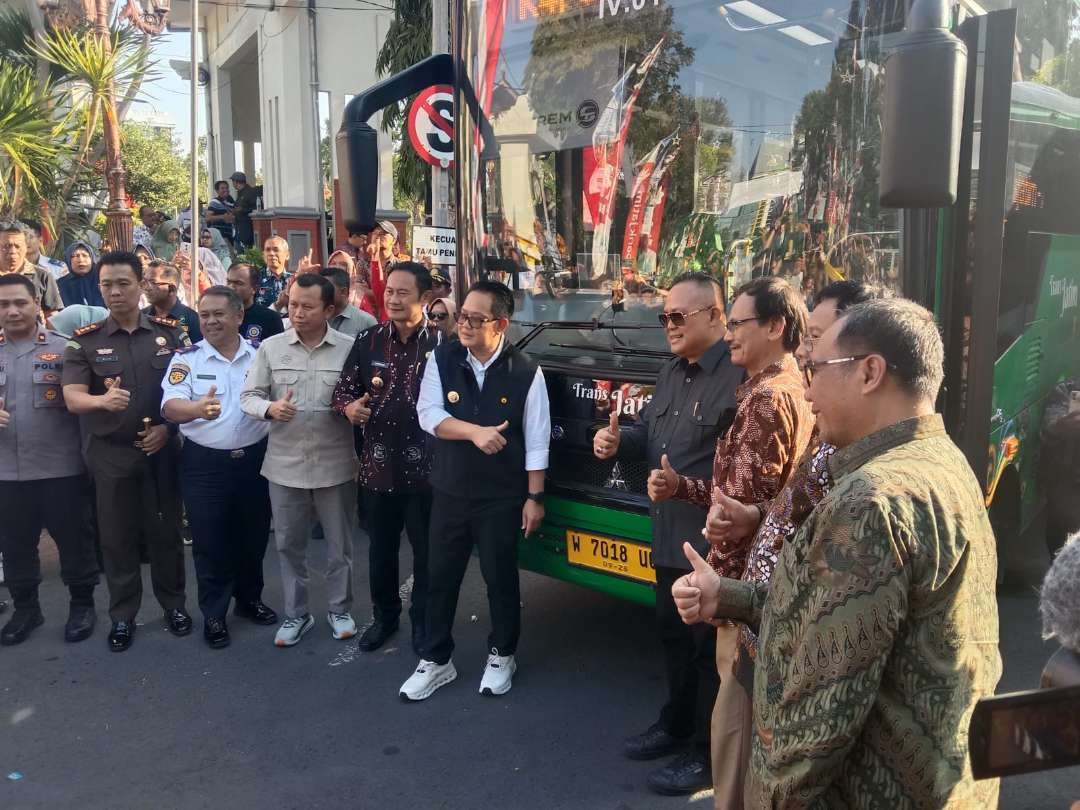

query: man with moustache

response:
[62,251,192,652]
[674,298,1002,809]
[333,262,439,655]
[162,286,278,648]
[143,260,202,343]
[593,272,743,795]
[0,223,63,317]
[0,274,99,645]
[226,261,284,344]
[256,236,292,310]
[650,276,815,808]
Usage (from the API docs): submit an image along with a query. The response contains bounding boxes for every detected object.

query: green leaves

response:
[0,61,64,216]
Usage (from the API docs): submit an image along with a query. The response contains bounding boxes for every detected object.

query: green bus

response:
[339,0,1080,603]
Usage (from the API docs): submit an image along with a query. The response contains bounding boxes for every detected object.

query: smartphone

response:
[968,684,1080,779]
[1069,390,1080,415]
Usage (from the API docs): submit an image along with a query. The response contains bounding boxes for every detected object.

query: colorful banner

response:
[586,37,665,278]
[625,131,680,263]
[470,0,509,250]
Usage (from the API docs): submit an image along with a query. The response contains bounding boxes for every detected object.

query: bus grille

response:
[549,448,650,500]
[1025,337,1043,385]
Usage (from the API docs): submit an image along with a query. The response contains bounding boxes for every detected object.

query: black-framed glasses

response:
[658,306,714,328]
[456,311,498,329]
[429,311,449,322]
[800,354,874,385]
[724,315,765,333]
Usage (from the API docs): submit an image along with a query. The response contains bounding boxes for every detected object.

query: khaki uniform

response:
[62,313,190,623]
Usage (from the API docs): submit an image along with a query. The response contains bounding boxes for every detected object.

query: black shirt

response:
[617,338,743,570]
[240,304,284,344]
[143,301,201,344]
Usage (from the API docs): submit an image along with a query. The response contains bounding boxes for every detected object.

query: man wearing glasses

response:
[142,261,202,344]
[593,272,743,795]
[673,298,1001,809]
[400,280,550,701]
[650,275,815,808]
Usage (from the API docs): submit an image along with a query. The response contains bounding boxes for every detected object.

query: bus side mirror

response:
[336,122,378,234]
[879,0,967,208]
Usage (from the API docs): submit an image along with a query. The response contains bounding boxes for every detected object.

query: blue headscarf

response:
[58,241,104,308]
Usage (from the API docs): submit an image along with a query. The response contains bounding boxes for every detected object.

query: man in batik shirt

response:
[649,276,814,809]
[674,298,1001,809]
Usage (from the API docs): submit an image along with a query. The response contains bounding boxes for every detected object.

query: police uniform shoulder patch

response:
[73,320,105,337]
[168,364,191,385]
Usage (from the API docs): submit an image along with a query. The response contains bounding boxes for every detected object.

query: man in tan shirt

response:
[240,274,359,647]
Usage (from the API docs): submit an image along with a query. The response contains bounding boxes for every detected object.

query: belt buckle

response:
[230,449,245,459]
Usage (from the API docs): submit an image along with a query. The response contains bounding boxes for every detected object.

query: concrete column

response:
[211,64,235,181]
[243,140,256,180]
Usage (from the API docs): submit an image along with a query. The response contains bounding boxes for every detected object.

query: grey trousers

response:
[268,481,356,618]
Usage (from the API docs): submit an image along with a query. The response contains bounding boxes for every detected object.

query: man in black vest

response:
[400,280,550,701]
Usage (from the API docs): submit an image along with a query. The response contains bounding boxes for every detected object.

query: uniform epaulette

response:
[73,320,106,337]
[176,343,201,354]
[149,315,180,328]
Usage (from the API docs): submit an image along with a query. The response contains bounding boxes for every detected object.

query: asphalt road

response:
[1,532,1077,810]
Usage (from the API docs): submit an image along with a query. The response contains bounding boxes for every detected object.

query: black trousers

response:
[362,489,431,627]
[0,476,100,610]
[423,493,522,664]
[88,435,186,623]
[655,565,719,749]
[181,438,272,621]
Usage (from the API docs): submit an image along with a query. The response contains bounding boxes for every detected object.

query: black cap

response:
[430,269,451,287]
[229,171,247,183]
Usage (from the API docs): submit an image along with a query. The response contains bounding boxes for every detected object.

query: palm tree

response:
[0,61,64,218]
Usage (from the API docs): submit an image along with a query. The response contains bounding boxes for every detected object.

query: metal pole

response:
[189,0,200,305]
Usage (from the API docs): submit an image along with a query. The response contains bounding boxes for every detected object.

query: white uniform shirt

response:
[161,338,269,450]
[416,336,551,471]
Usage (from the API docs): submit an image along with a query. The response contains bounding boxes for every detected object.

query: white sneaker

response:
[399,659,457,702]
[327,612,357,640]
[479,649,516,696]
[274,614,314,647]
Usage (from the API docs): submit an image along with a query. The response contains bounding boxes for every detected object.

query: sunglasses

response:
[456,312,498,329]
[658,306,714,328]
[429,312,449,322]
[800,354,875,386]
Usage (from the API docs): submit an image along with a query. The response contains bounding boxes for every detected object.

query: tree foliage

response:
[0,61,65,217]
[118,121,190,210]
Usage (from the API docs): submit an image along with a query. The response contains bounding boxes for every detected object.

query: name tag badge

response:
[196,374,216,380]
[370,360,390,369]
[93,355,119,364]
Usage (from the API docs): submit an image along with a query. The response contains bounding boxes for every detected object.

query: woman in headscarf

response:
[58,241,104,307]
[151,219,183,261]
[200,227,233,268]
[133,243,155,275]
[328,249,366,310]
[427,296,457,343]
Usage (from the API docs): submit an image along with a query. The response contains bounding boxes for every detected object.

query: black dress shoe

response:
[623,722,688,761]
[164,608,193,637]
[411,623,425,657]
[108,620,136,652]
[64,604,96,643]
[646,749,712,796]
[204,617,230,649]
[0,608,44,646]
[234,600,278,625]
[357,618,399,652]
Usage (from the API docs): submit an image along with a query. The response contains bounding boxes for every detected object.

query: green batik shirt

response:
[747,415,1002,809]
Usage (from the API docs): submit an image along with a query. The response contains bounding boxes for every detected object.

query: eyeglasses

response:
[429,312,449,322]
[800,354,874,386]
[724,315,765,333]
[456,311,498,329]
[658,306,714,328]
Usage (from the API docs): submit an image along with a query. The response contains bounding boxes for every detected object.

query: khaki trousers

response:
[711,623,753,810]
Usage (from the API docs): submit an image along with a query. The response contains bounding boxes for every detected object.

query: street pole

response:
[431,0,451,230]
[189,0,200,305]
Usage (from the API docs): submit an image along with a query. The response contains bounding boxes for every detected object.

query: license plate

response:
[566,530,655,584]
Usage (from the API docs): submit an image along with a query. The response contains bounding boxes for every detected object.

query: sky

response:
[132,32,208,149]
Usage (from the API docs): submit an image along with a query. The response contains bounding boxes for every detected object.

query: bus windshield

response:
[457,0,908,359]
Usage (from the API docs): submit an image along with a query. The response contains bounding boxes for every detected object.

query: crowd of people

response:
[0,208,1006,806]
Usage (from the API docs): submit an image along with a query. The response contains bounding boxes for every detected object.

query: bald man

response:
[255,237,291,310]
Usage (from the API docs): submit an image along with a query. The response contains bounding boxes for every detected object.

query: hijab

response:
[152,219,182,261]
[202,227,232,268]
[58,241,104,307]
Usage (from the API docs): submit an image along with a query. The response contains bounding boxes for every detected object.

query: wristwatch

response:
[526,492,545,504]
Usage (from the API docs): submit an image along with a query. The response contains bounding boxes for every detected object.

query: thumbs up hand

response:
[672,542,724,625]
[99,375,131,412]
[0,397,9,429]
[199,384,222,421]
[647,453,679,503]
[703,488,762,546]
[593,408,621,460]
[344,392,372,426]
[472,420,510,455]
[268,388,298,422]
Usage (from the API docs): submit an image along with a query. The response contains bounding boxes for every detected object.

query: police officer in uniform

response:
[62,251,192,652]
[162,285,277,648]
[0,274,99,645]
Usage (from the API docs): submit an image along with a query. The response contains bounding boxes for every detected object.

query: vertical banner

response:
[587,37,665,278]
[470,0,509,251]
[622,130,679,263]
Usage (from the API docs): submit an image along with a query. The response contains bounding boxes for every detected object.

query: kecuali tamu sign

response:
[411,226,456,265]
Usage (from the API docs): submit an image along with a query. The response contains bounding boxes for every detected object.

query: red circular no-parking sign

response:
[408,85,455,169]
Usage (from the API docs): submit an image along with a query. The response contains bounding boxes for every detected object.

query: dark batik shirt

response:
[331,320,438,493]
[254,268,290,310]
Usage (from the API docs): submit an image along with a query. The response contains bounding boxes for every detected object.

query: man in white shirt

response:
[240,274,359,647]
[400,280,550,701]
[161,285,278,648]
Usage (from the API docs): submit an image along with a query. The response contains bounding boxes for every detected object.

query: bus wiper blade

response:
[516,319,662,351]
[547,342,671,359]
